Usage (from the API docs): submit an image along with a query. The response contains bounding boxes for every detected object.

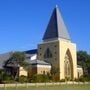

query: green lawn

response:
[0,84,90,90]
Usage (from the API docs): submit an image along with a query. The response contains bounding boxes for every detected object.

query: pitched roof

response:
[25,49,37,54]
[43,6,71,41]
[29,60,50,65]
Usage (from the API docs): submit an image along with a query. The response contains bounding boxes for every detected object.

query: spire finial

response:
[55,5,58,8]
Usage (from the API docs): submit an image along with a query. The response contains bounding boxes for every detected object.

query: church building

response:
[0,6,83,81]
[37,6,78,80]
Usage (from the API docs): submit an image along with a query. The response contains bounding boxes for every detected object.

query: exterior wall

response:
[32,67,37,74]
[37,65,51,74]
[77,67,83,78]
[19,67,28,77]
[38,40,60,80]
[38,40,60,68]
[28,66,37,78]
[31,65,51,75]
[59,39,77,79]
[38,39,77,80]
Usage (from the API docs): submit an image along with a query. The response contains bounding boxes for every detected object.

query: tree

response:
[77,51,89,62]
[11,52,25,66]
[4,51,29,69]
[77,51,90,75]
[4,51,29,81]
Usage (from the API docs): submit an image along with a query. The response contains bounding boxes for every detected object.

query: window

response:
[64,49,73,79]
[54,45,57,47]
[55,58,57,60]
[44,48,52,58]
[64,54,71,79]
[40,53,42,56]
[43,71,45,75]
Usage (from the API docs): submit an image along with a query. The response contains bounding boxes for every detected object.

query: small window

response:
[44,48,52,58]
[43,71,45,74]
[40,53,42,56]
[54,45,57,47]
[55,58,57,60]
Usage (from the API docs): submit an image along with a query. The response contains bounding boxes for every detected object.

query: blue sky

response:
[0,0,90,54]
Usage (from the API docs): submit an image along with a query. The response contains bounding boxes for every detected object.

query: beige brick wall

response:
[28,65,51,76]
[38,40,61,80]
[19,67,28,77]
[37,65,51,74]
[59,39,77,79]
[38,40,60,68]
[77,67,83,78]
[38,39,77,80]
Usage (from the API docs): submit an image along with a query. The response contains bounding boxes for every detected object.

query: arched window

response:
[64,49,73,80]
[44,48,52,58]
[64,54,71,79]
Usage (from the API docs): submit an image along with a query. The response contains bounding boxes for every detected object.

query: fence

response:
[0,82,90,90]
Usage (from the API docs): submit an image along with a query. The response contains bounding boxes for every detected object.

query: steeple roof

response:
[43,6,71,41]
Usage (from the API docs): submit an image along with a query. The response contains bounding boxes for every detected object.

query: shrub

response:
[19,75,27,83]
[3,73,14,81]
[74,77,85,82]
[59,79,65,82]
[83,75,90,81]
[30,74,50,83]
[79,77,85,82]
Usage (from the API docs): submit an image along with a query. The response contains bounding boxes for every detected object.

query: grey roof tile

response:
[43,6,71,41]
[29,60,50,65]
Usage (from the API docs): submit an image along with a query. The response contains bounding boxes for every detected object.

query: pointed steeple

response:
[43,6,71,41]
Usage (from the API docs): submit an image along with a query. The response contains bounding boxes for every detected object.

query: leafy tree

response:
[77,51,89,62]
[11,52,25,66]
[3,51,29,81]
[77,51,90,76]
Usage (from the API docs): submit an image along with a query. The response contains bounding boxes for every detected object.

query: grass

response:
[0,84,90,90]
